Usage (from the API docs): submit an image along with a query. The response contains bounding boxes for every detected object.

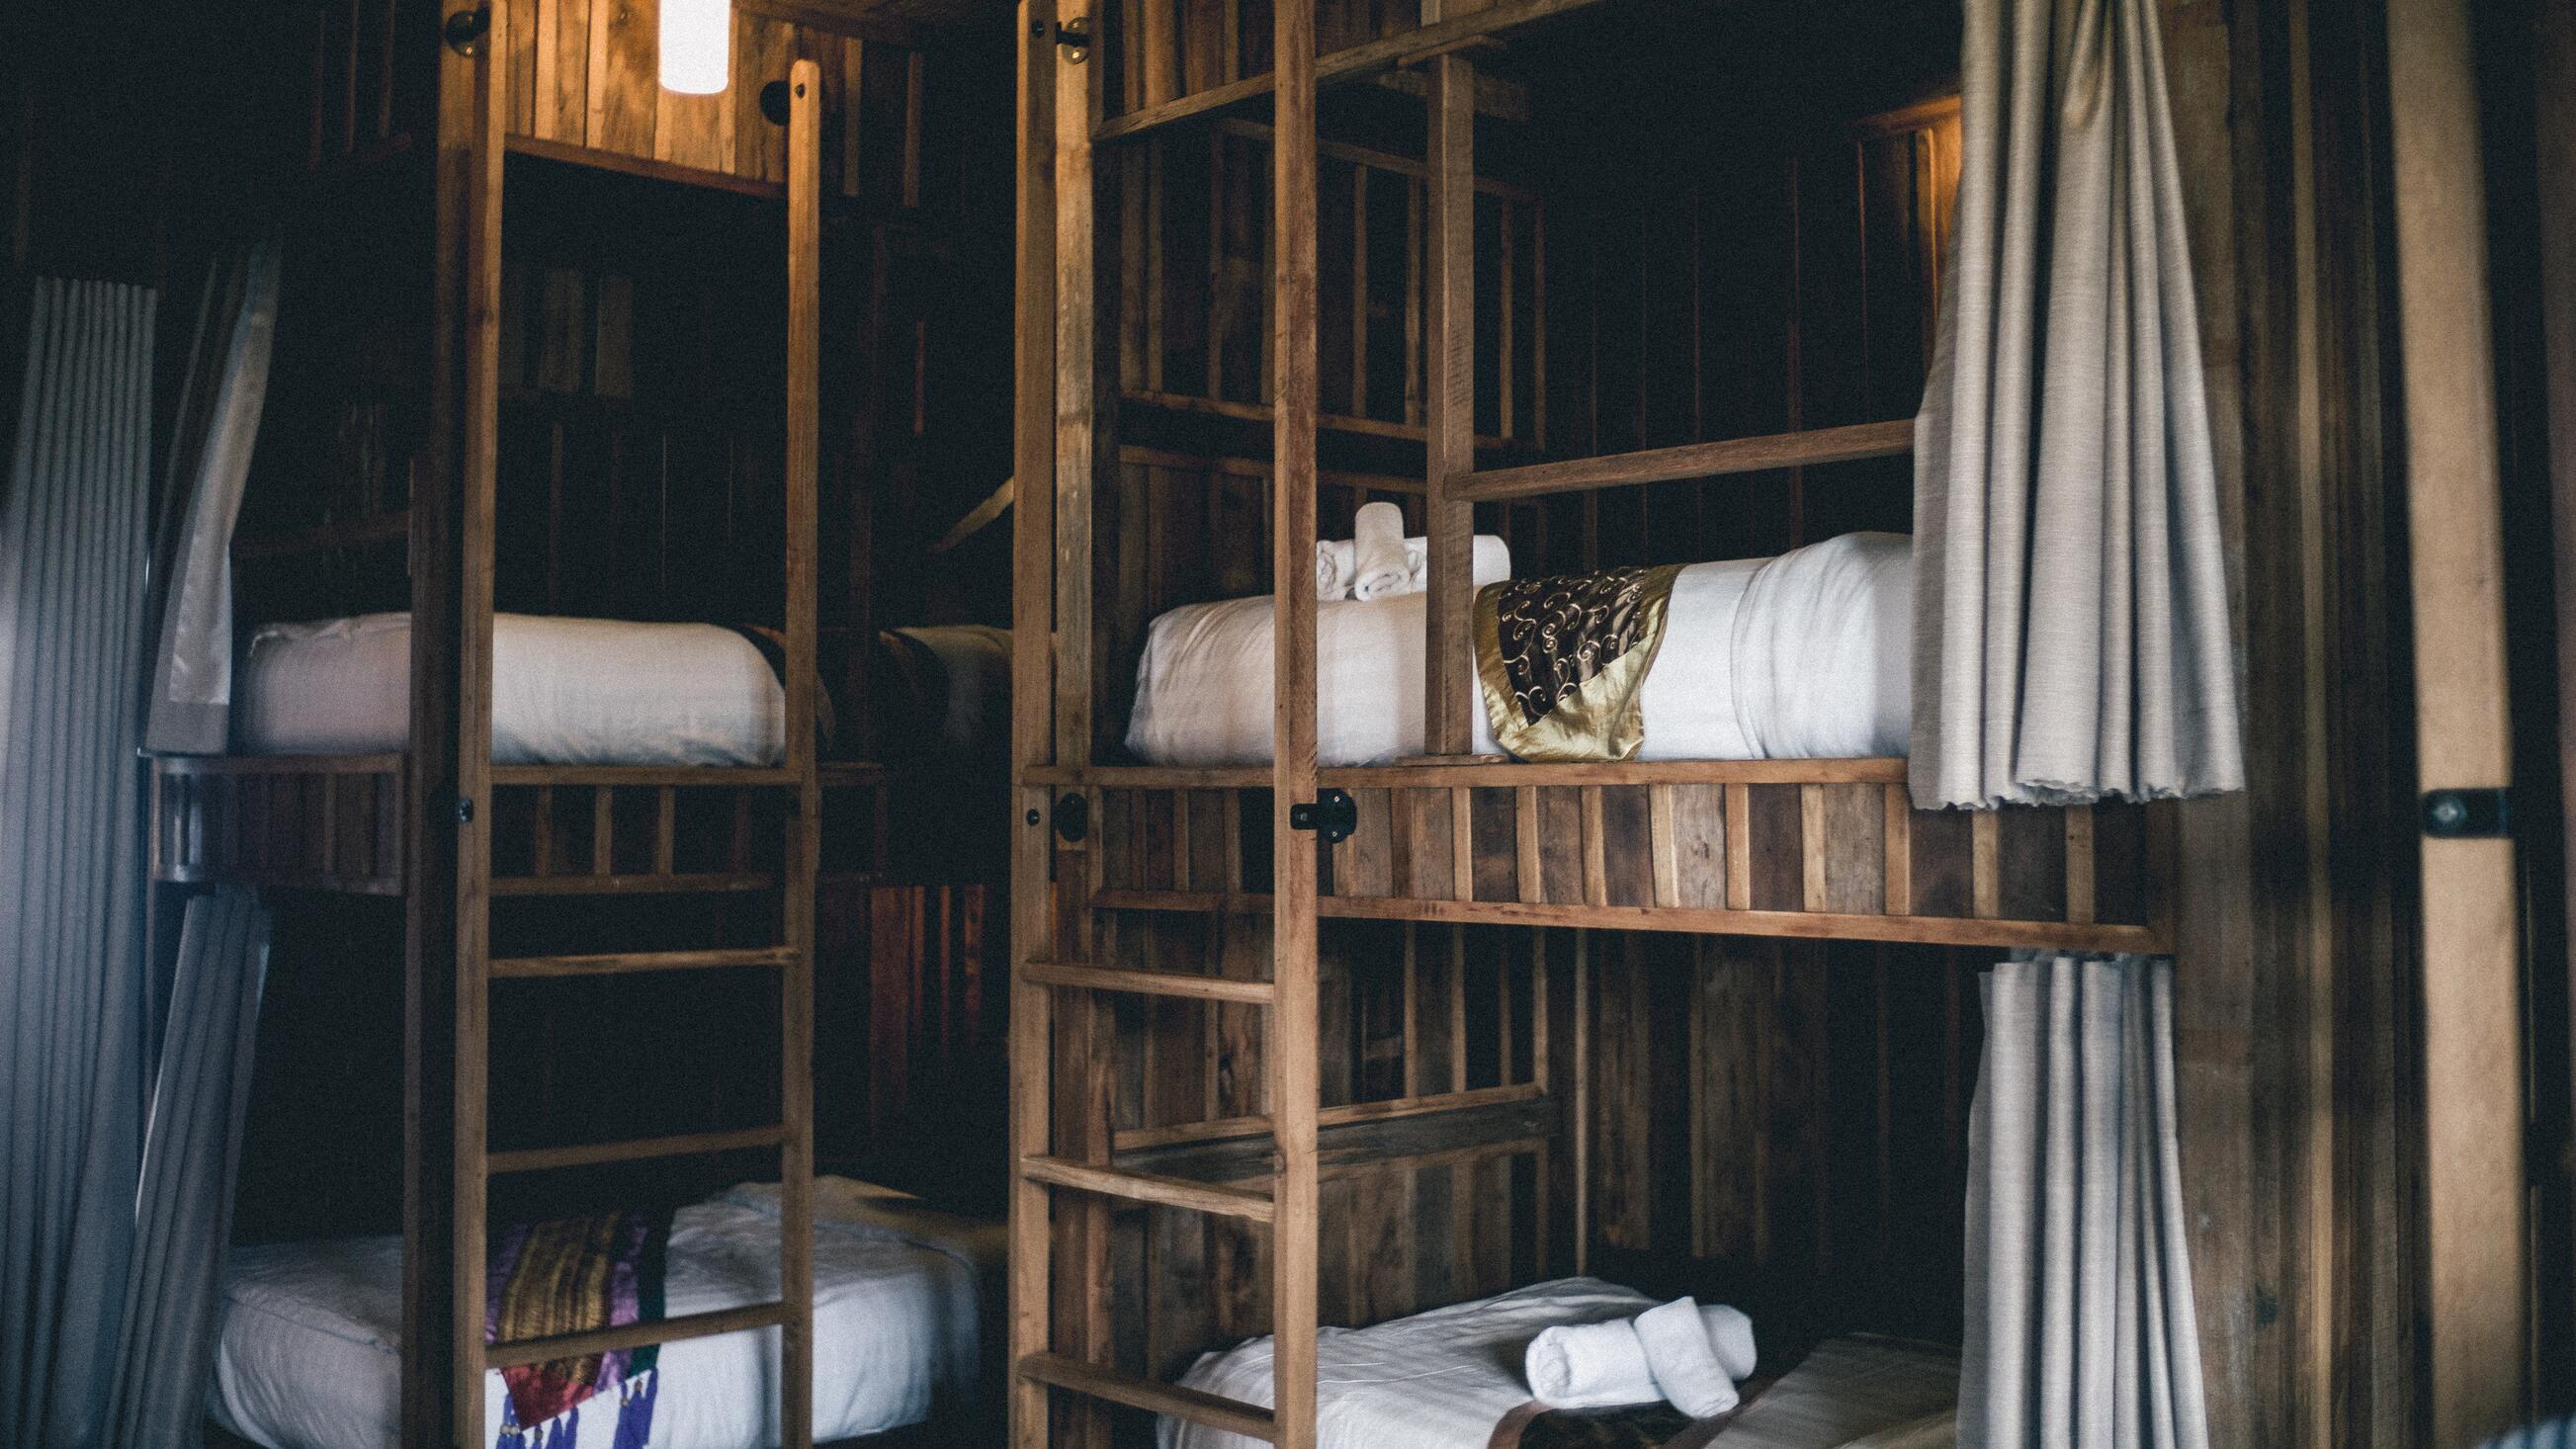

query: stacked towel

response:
[1524,1300,1757,1418]
[1311,532,1511,600]
[1352,501,1412,600]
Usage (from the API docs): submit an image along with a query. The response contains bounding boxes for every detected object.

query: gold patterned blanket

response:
[1474,565,1685,761]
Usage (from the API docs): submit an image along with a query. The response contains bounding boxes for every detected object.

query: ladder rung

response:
[1022,961,1275,1004]
[487,1301,793,1369]
[1020,1155,1276,1223]
[490,946,798,980]
[489,1124,788,1174]
[1019,1352,1279,1442]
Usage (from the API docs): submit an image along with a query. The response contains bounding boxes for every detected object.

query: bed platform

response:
[1044,763,2170,954]
[150,754,892,897]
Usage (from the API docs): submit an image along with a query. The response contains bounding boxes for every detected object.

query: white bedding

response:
[211,1177,998,1449]
[1124,532,1913,766]
[1162,1278,1658,1449]
[237,612,788,766]
[1163,1278,1960,1449]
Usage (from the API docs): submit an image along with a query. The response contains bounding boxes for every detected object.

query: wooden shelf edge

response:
[1019,1353,1280,1442]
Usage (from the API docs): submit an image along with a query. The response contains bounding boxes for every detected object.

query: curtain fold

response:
[1910,0,2244,809]
[1959,954,2209,1449]
[143,240,280,756]
[102,889,271,1449]
[0,276,159,1449]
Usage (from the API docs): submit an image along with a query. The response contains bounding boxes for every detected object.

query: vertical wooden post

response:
[1007,4,1060,1448]
[1270,0,1323,1444]
[2383,0,2530,1439]
[781,56,823,1449]
[1422,31,1476,756]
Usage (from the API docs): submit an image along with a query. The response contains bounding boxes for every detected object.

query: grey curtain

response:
[1910,0,2245,809]
[1959,955,2209,1449]
[0,277,159,1448]
[143,241,280,756]
[103,889,270,1449]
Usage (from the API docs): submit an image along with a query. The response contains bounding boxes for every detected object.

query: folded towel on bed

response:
[486,1209,670,1449]
[1526,1304,1757,1412]
[1352,501,1412,601]
[1635,1298,1739,1419]
[1317,540,1358,600]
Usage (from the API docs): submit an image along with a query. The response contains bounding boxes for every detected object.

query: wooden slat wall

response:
[1110,123,1542,449]
[304,0,947,203]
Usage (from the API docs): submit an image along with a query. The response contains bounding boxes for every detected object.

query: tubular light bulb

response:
[661,0,731,95]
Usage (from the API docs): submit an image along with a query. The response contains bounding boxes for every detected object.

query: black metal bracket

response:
[1054,16,1092,62]
[454,796,475,825]
[1054,793,1090,844]
[2423,787,2512,839]
[442,5,491,55]
[1289,788,1358,845]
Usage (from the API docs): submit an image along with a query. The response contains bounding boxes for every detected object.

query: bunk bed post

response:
[1046,3,1116,1447]
[1007,4,1060,1448]
[401,4,493,1441]
[783,55,824,1449]
[1420,29,1476,757]
[1271,0,1324,1443]
[403,3,509,1443]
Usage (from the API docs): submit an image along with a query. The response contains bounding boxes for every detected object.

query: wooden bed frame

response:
[152,14,853,1446]
[1007,3,2179,1447]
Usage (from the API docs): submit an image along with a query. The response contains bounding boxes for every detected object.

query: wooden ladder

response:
[1004,0,1505,1443]
[407,19,827,1448]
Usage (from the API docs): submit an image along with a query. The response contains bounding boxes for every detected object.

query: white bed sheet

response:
[1163,1279,1960,1449]
[1162,1278,1658,1449]
[211,1177,998,1449]
[237,612,788,766]
[1124,532,1912,766]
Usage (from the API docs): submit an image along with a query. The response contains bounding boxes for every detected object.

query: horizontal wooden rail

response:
[505,133,787,201]
[1454,418,1915,502]
[1113,1080,1551,1155]
[489,871,779,897]
[1090,887,2170,953]
[1023,757,1913,790]
[1019,1353,1280,1441]
[488,1124,787,1174]
[489,764,801,788]
[1019,1154,1278,1223]
[1023,961,1276,1003]
[230,511,412,562]
[486,1301,791,1369]
[155,751,406,777]
[1092,0,1608,141]
[490,946,798,980]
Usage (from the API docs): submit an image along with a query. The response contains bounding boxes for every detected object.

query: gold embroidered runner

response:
[1474,565,1684,761]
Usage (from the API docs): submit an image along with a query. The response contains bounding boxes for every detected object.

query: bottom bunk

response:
[1160,1279,1959,1449]
[210,1176,1000,1449]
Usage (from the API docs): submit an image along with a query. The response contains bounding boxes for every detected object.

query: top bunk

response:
[1031,0,2175,953]
[154,39,1016,895]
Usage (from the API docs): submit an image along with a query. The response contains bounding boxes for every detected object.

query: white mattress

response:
[211,1177,998,1449]
[1163,1278,1959,1449]
[1124,532,1913,766]
[1162,1277,1658,1449]
[237,613,788,766]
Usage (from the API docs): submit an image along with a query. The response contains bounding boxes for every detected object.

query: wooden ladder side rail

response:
[1269,0,1326,1445]
[1421,24,1477,759]
[781,58,825,1449]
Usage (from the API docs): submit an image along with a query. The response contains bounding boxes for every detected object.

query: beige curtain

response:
[1910,0,2244,809]
[1959,955,2209,1449]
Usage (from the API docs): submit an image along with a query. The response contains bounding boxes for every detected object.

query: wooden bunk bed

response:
[1009,2,2179,1447]
[154,6,1012,1447]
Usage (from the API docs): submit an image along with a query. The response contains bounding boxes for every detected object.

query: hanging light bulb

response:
[661,0,732,95]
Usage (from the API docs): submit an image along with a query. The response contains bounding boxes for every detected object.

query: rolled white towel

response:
[1524,1319,1662,1410]
[1314,539,1357,600]
[1699,1303,1757,1383]
[1635,1297,1739,1419]
[1402,534,1513,592]
[1350,501,1411,602]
